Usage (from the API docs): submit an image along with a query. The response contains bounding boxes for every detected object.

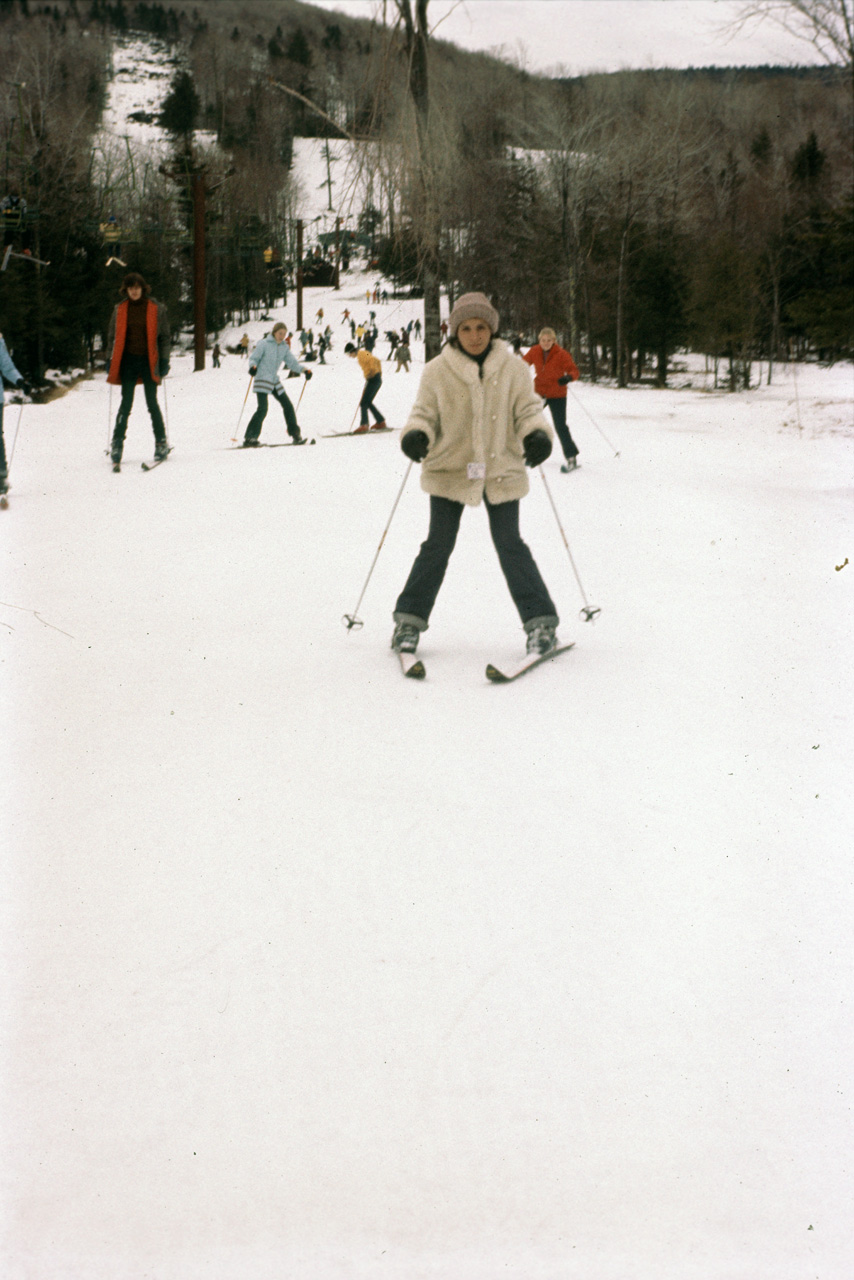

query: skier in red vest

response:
[106,273,171,467]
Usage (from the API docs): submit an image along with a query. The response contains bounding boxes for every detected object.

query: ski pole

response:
[106,384,113,453]
[566,384,621,457]
[539,467,601,622]
[6,398,25,472]
[343,460,414,631]
[231,376,253,443]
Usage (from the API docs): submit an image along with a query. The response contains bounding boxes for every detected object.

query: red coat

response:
[522,343,579,399]
[107,298,165,385]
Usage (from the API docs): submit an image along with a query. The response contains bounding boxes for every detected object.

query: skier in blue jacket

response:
[0,330,29,497]
[243,323,312,446]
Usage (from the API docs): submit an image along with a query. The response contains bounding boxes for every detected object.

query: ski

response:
[141,447,172,471]
[398,651,425,679]
[485,643,575,684]
[323,427,393,438]
[226,439,316,449]
[257,437,316,447]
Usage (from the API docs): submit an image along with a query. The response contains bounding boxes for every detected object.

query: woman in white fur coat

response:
[391,292,561,659]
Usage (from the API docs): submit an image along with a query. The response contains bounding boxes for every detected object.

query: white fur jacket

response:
[404,340,553,506]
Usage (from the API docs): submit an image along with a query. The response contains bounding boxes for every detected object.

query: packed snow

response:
[3,26,854,1280]
[2,272,852,1278]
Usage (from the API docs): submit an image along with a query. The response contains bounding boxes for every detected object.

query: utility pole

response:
[334,216,341,290]
[193,172,206,371]
[161,161,234,372]
[296,218,304,330]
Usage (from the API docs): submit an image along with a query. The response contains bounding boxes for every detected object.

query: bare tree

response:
[730,2,854,89]
[393,0,442,359]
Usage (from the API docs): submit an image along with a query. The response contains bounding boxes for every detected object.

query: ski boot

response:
[391,620,421,654]
[154,438,170,461]
[525,618,558,656]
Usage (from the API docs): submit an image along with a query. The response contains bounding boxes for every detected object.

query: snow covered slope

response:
[2,269,852,1278]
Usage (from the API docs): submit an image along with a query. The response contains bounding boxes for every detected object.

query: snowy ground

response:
[2,272,852,1278]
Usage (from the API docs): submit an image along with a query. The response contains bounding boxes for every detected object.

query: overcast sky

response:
[307,0,826,76]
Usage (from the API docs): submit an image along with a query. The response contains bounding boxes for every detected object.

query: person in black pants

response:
[106,273,170,465]
[391,292,560,659]
[0,330,29,497]
[523,327,581,472]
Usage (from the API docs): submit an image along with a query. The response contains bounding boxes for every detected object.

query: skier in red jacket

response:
[523,327,581,472]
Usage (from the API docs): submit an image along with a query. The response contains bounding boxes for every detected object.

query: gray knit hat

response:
[448,291,499,336]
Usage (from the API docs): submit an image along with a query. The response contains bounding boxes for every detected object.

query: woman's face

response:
[539,332,555,351]
[127,284,143,301]
[457,318,492,356]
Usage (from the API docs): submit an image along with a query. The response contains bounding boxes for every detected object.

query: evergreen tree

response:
[158,70,200,137]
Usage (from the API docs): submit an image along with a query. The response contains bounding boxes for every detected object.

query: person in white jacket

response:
[391,292,560,658]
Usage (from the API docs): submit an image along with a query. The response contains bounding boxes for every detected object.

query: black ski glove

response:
[15,379,32,396]
[249,365,257,376]
[557,373,572,385]
[523,429,552,468]
[401,429,429,462]
[159,360,170,379]
[303,368,313,380]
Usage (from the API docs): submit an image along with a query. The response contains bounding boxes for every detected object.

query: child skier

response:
[244,323,312,446]
[391,292,559,658]
[523,327,581,471]
[106,273,171,468]
[0,328,28,500]
[344,343,387,433]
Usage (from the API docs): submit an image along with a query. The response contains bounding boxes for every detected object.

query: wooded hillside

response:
[1,0,851,385]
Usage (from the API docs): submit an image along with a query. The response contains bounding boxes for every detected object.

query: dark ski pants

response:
[395,494,557,627]
[245,389,299,443]
[113,354,166,454]
[546,397,579,460]
[360,373,384,427]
